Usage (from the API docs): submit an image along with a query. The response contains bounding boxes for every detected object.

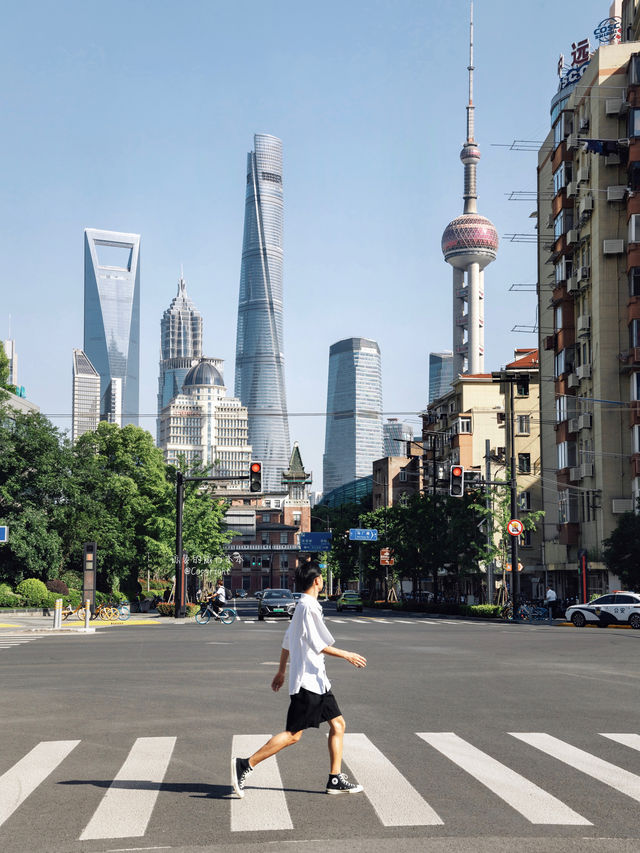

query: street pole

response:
[485,439,493,604]
[175,472,185,619]
[509,378,520,610]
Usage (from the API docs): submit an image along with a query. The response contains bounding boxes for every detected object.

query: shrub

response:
[0,583,13,597]
[16,578,54,607]
[0,591,23,607]
[46,579,70,596]
[64,589,82,607]
[60,571,82,590]
[156,603,199,617]
[460,604,502,619]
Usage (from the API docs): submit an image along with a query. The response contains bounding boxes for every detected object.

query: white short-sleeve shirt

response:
[282,593,335,695]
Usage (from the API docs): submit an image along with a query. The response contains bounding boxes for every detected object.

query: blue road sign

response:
[0,526,7,543]
[349,528,378,541]
[299,532,333,552]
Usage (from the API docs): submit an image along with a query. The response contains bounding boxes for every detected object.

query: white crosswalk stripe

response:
[0,635,41,651]
[342,733,443,826]
[6,731,640,837]
[0,740,80,829]
[230,735,293,832]
[417,732,590,825]
[80,737,176,840]
[510,732,640,804]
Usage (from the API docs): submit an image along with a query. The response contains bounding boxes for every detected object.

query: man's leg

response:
[249,729,303,768]
[327,715,345,775]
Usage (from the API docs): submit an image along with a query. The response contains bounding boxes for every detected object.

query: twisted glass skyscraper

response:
[235,134,290,492]
[84,228,140,426]
[323,338,384,494]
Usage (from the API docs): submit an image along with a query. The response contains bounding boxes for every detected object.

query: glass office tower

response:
[323,338,384,494]
[84,228,140,426]
[157,273,203,440]
[71,348,100,442]
[428,351,454,402]
[383,418,414,457]
[234,133,290,492]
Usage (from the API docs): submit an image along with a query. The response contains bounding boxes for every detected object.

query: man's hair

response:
[295,561,322,592]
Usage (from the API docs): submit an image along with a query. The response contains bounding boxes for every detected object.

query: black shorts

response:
[285,687,342,733]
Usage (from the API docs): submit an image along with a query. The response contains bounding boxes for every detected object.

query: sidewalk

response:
[0,610,163,633]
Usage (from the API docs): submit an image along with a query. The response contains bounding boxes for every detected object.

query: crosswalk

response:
[0,634,43,653]
[2,731,640,840]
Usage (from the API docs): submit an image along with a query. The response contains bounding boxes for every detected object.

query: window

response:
[557,441,577,470]
[630,54,640,86]
[632,373,640,401]
[554,350,566,379]
[629,108,640,139]
[262,513,270,523]
[553,112,573,148]
[630,268,640,297]
[519,490,532,510]
[520,529,532,548]
[261,533,270,545]
[293,512,301,525]
[630,162,640,192]
[631,319,640,348]
[497,411,505,425]
[459,416,472,433]
[553,162,573,195]
[630,214,640,244]
[554,305,563,332]
[556,395,567,423]
[558,489,579,523]
[517,415,530,434]
[518,453,531,473]
[399,469,408,482]
[280,533,289,545]
[280,554,289,569]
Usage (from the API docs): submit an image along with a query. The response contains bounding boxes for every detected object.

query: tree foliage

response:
[602,510,640,590]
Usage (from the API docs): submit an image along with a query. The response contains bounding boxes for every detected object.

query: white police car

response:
[565,591,640,628]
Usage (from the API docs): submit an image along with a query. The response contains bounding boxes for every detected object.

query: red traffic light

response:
[249,461,263,492]
[250,462,262,473]
[451,466,463,478]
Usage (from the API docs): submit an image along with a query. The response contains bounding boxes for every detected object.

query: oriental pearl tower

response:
[441,1,498,376]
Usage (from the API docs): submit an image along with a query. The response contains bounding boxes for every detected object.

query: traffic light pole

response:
[174,473,249,618]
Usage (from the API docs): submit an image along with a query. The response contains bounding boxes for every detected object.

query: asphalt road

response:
[2,603,640,853]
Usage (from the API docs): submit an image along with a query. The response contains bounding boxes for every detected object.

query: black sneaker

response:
[326,772,363,794]
[231,757,253,798]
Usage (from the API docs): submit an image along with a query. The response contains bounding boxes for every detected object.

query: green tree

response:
[602,510,640,590]
[0,410,69,584]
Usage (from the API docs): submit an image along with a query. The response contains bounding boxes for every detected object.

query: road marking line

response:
[418,733,589,825]
[0,740,80,829]
[231,735,293,832]
[80,737,176,840]
[329,619,347,624]
[511,732,640,804]
[600,733,640,751]
[341,733,442,825]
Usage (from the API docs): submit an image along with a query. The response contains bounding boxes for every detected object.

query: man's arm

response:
[271,647,290,691]
[322,645,367,668]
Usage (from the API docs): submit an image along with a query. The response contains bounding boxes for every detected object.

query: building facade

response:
[429,351,454,403]
[323,337,384,494]
[225,444,311,593]
[84,228,140,426]
[157,274,203,441]
[422,350,543,600]
[383,417,414,457]
[537,28,640,597]
[234,133,290,493]
[441,6,498,376]
[158,357,252,484]
[71,349,100,442]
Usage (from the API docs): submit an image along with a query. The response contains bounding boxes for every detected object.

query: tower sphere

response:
[460,143,481,165]
[441,213,498,270]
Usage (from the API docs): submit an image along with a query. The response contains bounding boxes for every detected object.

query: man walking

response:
[231,561,366,797]
[545,585,557,620]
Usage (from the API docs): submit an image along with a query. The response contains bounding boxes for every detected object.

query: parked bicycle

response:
[516,602,549,622]
[195,600,237,625]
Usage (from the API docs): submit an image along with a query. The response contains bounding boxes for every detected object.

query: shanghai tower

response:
[235,133,290,492]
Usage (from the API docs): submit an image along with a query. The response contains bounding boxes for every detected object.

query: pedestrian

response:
[231,561,367,798]
[545,585,557,618]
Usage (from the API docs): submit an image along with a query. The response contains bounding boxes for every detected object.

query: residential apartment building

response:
[422,350,543,599]
[537,28,640,597]
[372,449,422,509]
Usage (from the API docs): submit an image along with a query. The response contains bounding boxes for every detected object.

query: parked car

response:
[336,590,363,613]
[234,589,248,598]
[565,591,640,628]
[292,592,302,600]
[258,589,296,621]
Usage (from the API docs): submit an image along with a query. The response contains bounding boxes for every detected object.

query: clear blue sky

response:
[0,0,613,490]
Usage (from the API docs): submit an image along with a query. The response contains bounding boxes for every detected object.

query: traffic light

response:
[249,461,262,492]
[449,465,464,497]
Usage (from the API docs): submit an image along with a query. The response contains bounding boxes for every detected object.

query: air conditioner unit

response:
[618,138,631,146]
[544,334,556,351]
[547,213,555,228]
[578,265,591,282]
[607,185,627,201]
[605,153,621,165]
[579,196,594,216]
[576,363,592,379]
[577,166,590,183]
[566,181,577,198]
[579,116,590,131]
[566,229,579,245]
[568,417,580,433]
[578,412,592,429]
[577,314,591,333]
[581,463,594,478]
[570,466,582,481]
[606,98,623,115]
[567,373,579,388]
[603,239,625,254]
[612,499,634,513]
[566,133,578,151]
[567,275,579,292]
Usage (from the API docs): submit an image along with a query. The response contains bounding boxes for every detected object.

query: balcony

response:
[558,523,580,545]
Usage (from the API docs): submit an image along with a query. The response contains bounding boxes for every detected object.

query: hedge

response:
[156,603,200,617]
